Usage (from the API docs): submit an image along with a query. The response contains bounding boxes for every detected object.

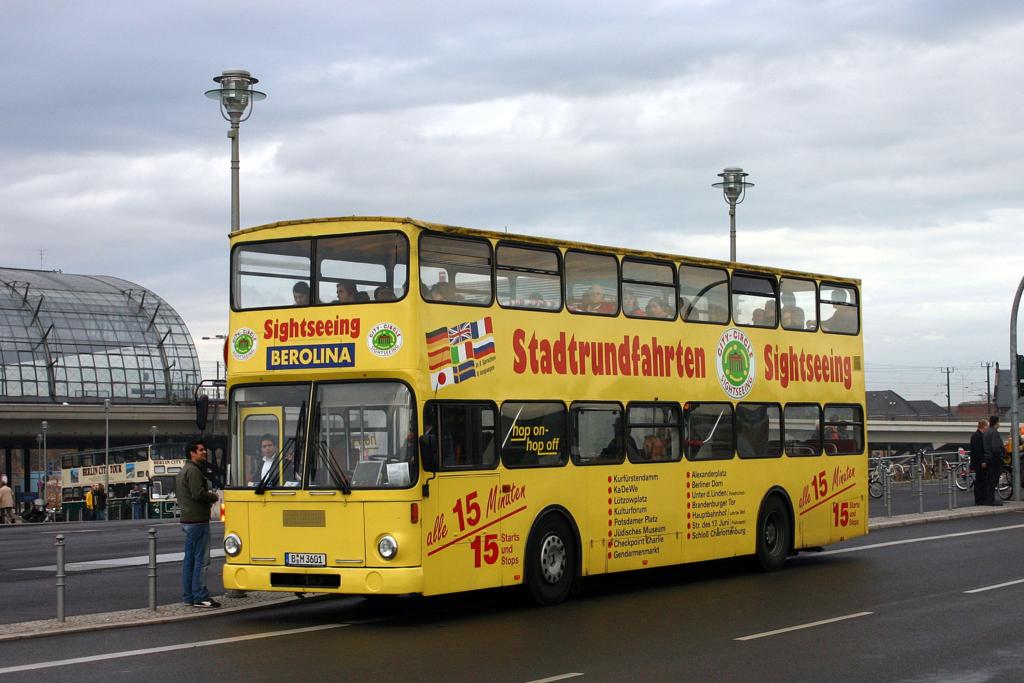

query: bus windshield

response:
[229,381,417,490]
[310,382,417,490]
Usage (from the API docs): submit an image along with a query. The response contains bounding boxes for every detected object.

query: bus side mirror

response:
[420,433,438,472]
[195,395,209,432]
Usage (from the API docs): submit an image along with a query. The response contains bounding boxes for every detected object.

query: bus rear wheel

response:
[754,495,790,572]
[525,515,576,606]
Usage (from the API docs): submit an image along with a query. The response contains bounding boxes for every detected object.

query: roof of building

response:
[867,390,948,420]
[0,267,200,404]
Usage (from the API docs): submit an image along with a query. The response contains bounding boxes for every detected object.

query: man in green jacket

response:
[175,440,220,607]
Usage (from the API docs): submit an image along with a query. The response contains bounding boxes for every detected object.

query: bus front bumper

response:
[223,563,424,595]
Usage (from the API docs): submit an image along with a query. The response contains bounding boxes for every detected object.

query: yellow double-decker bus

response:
[221,216,866,605]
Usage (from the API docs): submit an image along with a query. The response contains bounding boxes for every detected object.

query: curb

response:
[869,502,1024,530]
[0,593,332,643]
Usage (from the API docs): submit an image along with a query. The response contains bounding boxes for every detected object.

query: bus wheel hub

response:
[539,534,566,584]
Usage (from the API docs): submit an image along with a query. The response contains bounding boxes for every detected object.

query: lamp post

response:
[205,69,266,232]
[150,425,158,445]
[103,398,111,502]
[712,167,754,262]
[41,420,48,476]
[1010,275,1023,502]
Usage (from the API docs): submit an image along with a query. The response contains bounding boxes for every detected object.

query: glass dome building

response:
[0,268,201,403]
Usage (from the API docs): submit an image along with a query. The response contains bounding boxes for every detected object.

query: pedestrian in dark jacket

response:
[175,440,220,608]
[93,484,108,521]
[970,419,988,505]
[982,415,1005,506]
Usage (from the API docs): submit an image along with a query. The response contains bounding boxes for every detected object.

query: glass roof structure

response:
[0,267,201,404]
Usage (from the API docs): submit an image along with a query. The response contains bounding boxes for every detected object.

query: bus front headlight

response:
[377,534,398,560]
[224,533,242,557]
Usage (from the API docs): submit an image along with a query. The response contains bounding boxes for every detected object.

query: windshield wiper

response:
[310,402,351,494]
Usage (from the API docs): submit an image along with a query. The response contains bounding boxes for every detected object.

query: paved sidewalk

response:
[5,503,1022,643]
[869,500,1024,530]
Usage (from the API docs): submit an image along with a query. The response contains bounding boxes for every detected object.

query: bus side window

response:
[419,234,493,306]
[780,277,817,331]
[735,403,782,458]
[679,264,729,324]
[683,402,735,460]
[820,284,859,334]
[784,403,822,456]
[823,404,864,455]
[432,402,497,470]
[570,402,625,465]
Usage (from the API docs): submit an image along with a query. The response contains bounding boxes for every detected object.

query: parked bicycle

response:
[869,456,909,499]
[950,460,1011,500]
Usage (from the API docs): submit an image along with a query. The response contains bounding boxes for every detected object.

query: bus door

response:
[237,406,287,487]
[238,404,309,562]
[422,402,503,595]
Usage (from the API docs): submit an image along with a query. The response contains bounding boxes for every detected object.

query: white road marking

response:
[14,549,225,572]
[735,611,873,641]
[0,624,347,674]
[963,578,1024,594]
[816,522,1024,556]
[525,674,584,683]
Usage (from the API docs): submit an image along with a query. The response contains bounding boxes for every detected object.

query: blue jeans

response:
[181,522,211,604]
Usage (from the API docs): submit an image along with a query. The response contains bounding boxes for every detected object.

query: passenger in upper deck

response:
[821,289,857,333]
[622,291,643,316]
[780,292,805,330]
[374,286,396,301]
[292,281,310,306]
[570,284,616,314]
[334,280,358,304]
[645,297,672,320]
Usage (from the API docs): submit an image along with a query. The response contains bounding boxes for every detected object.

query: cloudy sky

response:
[1,0,1021,407]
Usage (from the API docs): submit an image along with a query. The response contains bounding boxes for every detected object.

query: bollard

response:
[148,528,157,611]
[884,462,892,517]
[917,452,924,514]
[55,534,66,623]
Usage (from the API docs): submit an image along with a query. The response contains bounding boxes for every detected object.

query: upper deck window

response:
[820,284,859,335]
[565,251,618,316]
[316,232,409,304]
[679,264,729,324]
[780,277,817,331]
[622,259,676,320]
[232,240,312,310]
[419,234,493,306]
[496,244,562,311]
[732,273,777,328]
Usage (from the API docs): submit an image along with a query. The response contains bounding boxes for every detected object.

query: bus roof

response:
[234,215,861,286]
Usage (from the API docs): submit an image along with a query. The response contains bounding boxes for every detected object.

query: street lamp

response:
[41,420,48,476]
[151,425,158,445]
[103,398,111,504]
[205,69,266,232]
[712,167,754,262]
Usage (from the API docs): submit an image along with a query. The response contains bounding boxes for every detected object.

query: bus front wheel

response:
[525,515,576,606]
[754,495,791,572]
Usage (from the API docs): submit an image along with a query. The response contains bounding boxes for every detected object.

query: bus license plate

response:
[285,552,326,567]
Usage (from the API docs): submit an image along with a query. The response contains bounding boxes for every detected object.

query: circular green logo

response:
[231,327,257,361]
[366,323,403,358]
[721,340,750,387]
[715,328,756,399]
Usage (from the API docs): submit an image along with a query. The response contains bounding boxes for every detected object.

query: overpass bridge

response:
[867,420,976,453]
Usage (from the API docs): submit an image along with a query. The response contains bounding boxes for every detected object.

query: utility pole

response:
[982,361,993,414]
[942,367,954,419]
